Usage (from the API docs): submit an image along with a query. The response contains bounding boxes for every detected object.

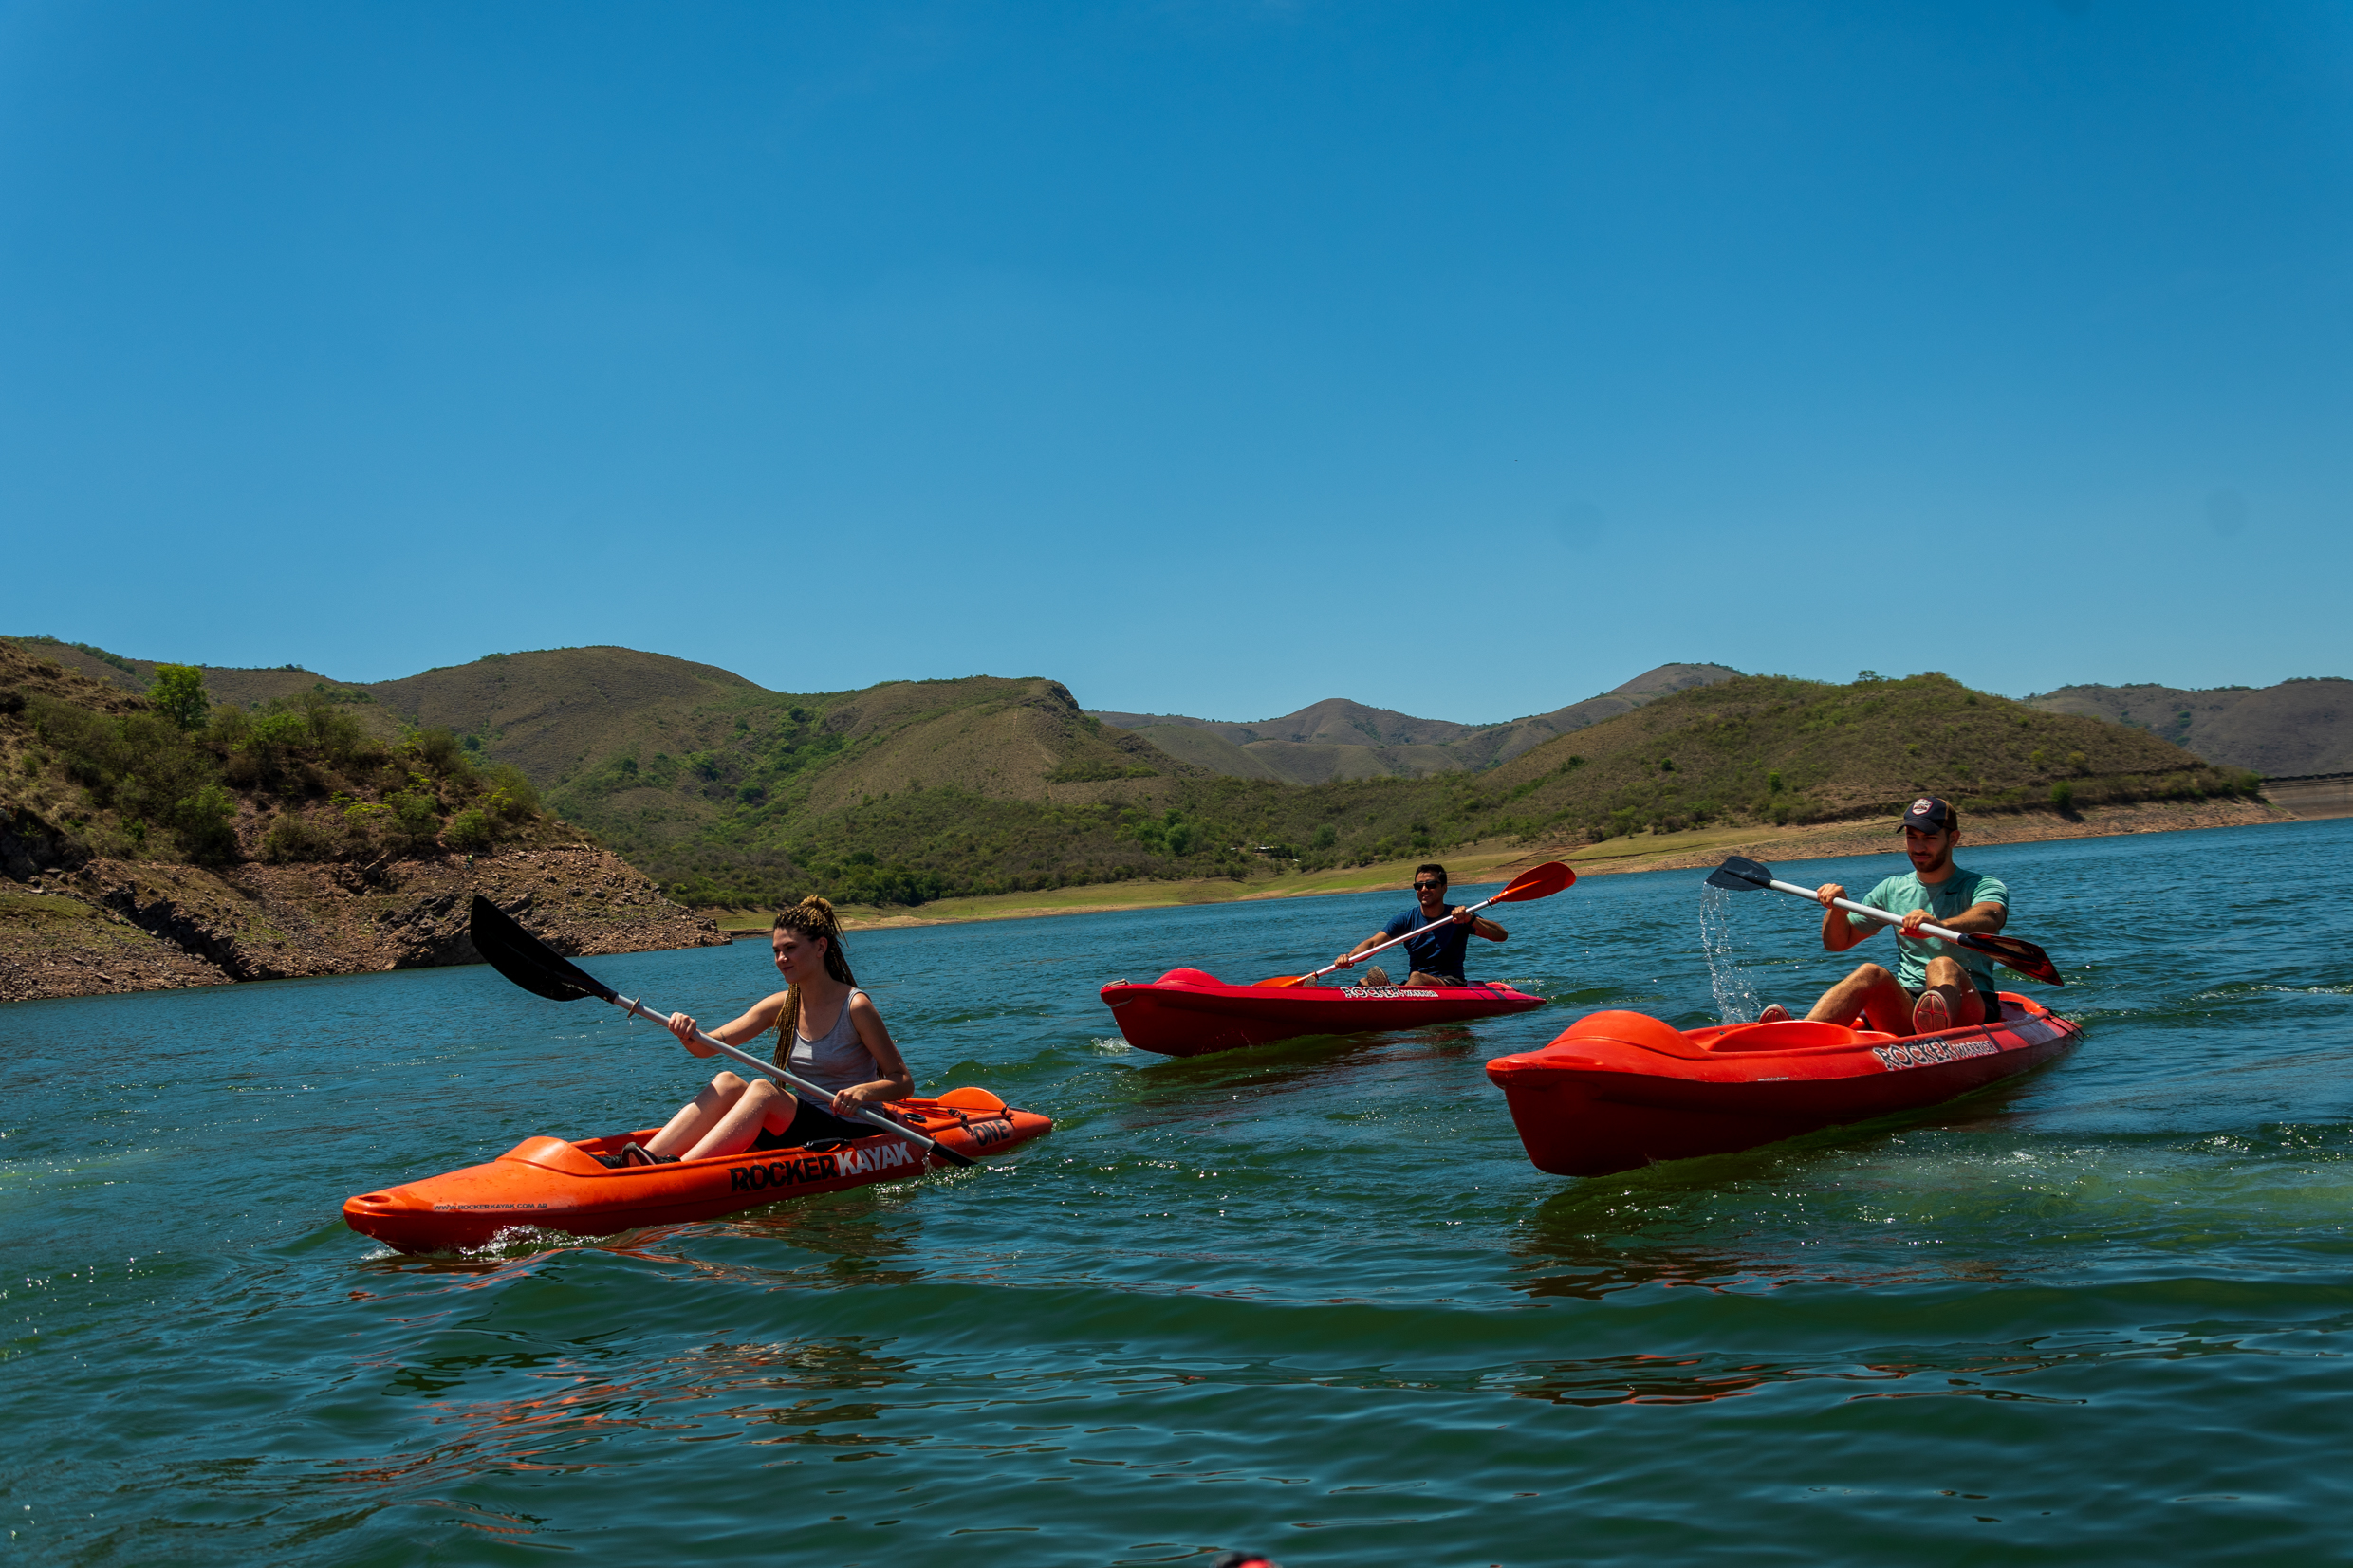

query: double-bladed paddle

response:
[1703,855,2062,986]
[467,895,975,1166]
[1253,860,1578,987]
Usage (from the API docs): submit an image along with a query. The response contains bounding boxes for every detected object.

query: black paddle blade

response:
[470,895,618,1005]
[1705,855,1774,893]
[1962,932,2064,987]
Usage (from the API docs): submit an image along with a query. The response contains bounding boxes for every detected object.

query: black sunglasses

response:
[1413,880,1446,891]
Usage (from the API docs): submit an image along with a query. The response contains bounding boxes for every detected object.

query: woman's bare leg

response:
[1806,963,1914,1033]
[644,1072,750,1158]
[683,1079,795,1161]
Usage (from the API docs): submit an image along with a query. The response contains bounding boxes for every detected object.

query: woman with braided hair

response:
[627,895,914,1164]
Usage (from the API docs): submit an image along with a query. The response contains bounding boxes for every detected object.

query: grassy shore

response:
[701,795,2296,934]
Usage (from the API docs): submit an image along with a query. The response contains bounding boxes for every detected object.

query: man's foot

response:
[1910,990,1952,1035]
[1755,1003,1790,1024]
[616,1142,680,1167]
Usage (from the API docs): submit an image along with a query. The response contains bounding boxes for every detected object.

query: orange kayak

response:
[343,1090,1051,1252]
[1487,994,2080,1176]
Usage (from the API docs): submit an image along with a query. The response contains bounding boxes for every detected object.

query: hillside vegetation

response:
[2025,677,2353,776]
[526,664,2256,908]
[0,642,576,878]
[2,637,2270,913]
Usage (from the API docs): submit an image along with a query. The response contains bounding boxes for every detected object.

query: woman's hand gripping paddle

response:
[1704,855,2062,986]
[1252,860,1578,987]
[466,895,976,1166]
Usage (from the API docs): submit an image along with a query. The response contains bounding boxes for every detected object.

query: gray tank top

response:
[783,989,876,1100]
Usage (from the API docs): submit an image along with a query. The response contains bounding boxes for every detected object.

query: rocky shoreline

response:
[0,843,726,1005]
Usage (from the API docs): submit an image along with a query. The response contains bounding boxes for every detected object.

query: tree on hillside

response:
[150,664,209,729]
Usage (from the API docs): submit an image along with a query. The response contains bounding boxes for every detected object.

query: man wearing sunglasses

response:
[1332,863,1508,988]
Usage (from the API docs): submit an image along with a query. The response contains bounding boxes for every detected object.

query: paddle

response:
[1253,860,1578,987]
[467,895,975,1166]
[1703,855,2062,986]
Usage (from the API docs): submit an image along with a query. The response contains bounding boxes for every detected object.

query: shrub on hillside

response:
[262,810,342,863]
[483,764,540,821]
[414,728,473,782]
[149,664,210,730]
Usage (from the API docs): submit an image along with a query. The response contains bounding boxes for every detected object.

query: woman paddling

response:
[631,896,914,1163]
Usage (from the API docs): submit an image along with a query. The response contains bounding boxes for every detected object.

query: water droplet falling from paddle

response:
[1698,883,1763,1025]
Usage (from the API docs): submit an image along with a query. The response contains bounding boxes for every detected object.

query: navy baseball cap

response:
[1899,795,1958,833]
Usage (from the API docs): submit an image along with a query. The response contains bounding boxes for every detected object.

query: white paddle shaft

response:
[1316,887,1512,983]
[1762,877,1970,945]
[612,994,955,1159]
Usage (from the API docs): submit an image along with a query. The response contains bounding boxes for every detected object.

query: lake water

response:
[5,819,2349,1564]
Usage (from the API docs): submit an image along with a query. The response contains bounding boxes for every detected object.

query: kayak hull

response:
[343,1094,1051,1252]
[1486,995,2080,1176]
[1102,968,1545,1056]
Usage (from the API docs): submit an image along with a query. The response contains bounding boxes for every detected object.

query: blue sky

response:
[2,2,2347,722]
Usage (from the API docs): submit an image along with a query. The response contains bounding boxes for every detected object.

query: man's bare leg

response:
[1912,956,1984,1031]
[1805,963,1915,1033]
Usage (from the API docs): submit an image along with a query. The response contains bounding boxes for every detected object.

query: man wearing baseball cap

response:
[1756,795,2010,1034]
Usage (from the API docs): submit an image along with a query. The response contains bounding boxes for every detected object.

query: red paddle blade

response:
[1252,975,1308,988]
[1963,933,2063,987]
[1491,860,1575,903]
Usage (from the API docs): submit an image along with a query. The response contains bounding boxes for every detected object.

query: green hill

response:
[2024,677,2353,776]
[545,666,2257,908]
[0,636,2267,911]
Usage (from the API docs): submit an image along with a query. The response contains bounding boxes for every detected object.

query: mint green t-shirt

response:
[1848,866,2010,997]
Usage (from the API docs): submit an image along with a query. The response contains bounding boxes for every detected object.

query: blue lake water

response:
[4,818,2349,1564]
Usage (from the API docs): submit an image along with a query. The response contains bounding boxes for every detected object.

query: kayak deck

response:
[343,1092,1051,1252]
[1102,967,1546,1056]
[1486,994,2080,1176]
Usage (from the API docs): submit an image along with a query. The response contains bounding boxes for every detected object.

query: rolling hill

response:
[2023,678,2353,776]
[0,635,2280,911]
[1092,662,1740,783]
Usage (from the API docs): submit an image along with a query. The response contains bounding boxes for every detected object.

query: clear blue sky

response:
[3,2,2347,722]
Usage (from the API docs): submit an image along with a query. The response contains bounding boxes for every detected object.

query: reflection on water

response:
[6,820,2352,1563]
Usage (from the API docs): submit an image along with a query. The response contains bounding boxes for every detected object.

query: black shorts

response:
[750,1098,873,1150]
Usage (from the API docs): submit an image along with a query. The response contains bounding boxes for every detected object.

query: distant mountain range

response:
[4,632,2335,909]
[2022,679,2353,777]
[1090,663,1742,783]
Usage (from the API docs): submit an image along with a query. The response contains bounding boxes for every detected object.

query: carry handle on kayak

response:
[1255,861,1576,987]
[467,895,977,1167]
[1703,856,2062,986]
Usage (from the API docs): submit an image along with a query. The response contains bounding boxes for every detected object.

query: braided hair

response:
[770,895,858,1065]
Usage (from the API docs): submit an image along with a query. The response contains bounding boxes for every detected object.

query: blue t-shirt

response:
[1848,867,2010,997]
[1381,904,1475,979]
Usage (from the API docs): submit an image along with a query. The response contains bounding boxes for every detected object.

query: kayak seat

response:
[1709,1019,1859,1053]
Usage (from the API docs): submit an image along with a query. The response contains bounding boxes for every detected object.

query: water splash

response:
[1698,884,1763,1025]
